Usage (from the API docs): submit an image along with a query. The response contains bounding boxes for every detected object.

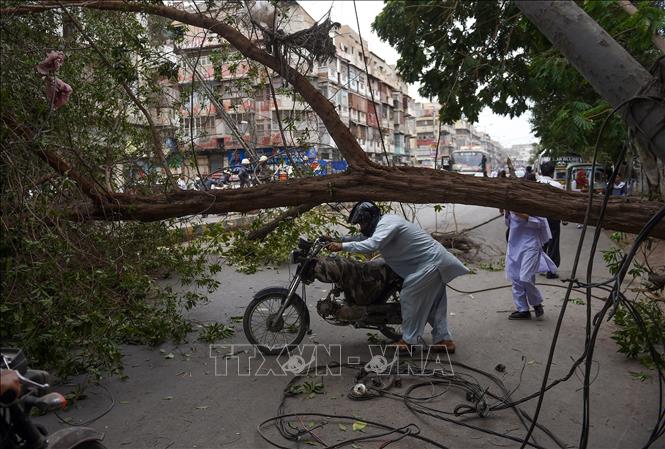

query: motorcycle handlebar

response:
[16,369,49,390]
[2,356,50,390]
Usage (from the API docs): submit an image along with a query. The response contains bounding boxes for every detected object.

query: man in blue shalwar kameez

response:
[327,202,469,353]
[504,210,558,320]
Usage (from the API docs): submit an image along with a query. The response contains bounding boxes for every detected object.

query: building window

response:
[182,116,216,139]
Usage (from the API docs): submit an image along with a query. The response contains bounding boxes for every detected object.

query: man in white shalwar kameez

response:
[327,202,469,353]
[504,211,558,320]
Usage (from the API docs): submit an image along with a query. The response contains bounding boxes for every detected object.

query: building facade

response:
[411,107,505,171]
[146,1,515,180]
[157,2,417,178]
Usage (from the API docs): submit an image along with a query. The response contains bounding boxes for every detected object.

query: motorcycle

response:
[0,348,106,449]
[243,237,404,355]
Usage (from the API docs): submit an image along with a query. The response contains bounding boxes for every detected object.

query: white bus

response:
[451,148,490,176]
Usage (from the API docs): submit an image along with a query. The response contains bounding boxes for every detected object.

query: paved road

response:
[36,205,660,449]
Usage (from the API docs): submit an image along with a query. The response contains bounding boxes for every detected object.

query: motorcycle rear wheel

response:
[243,292,309,355]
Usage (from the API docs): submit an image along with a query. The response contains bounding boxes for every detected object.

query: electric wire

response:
[519,93,665,448]
[262,361,568,448]
[579,140,628,447]
[259,56,665,449]
[54,382,115,426]
[352,0,409,221]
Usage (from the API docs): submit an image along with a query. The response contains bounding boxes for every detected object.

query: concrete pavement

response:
[36,205,661,449]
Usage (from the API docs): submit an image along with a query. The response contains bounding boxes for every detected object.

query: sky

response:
[298,0,538,148]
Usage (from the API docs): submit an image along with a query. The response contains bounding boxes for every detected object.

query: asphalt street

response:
[36,204,662,449]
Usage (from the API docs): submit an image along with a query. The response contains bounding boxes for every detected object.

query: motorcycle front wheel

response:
[243,292,309,355]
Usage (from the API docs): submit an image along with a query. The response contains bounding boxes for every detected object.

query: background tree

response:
[0,6,225,376]
[373,0,665,197]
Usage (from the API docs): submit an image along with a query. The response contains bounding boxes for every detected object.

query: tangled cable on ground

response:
[258,360,570,448]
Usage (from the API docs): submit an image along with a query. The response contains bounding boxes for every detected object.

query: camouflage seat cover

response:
[307,256,402,305]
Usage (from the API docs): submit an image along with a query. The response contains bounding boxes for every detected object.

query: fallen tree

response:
[2,0,664,381]
[68,168,665,237]
[2,1,664,239]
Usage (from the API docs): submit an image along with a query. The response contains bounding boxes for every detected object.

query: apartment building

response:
[157,2,416,177]
[453,118,505,170]
[411,106,506,170]
[412,103,455,168]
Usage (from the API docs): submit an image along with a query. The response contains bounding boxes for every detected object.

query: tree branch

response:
[58,4,176,187]
[2,113,110,203]
[617,0,665,55]
[4,2,665,240]
[246,203,316,240]
[7,1,373,170]
[64,168,665,239]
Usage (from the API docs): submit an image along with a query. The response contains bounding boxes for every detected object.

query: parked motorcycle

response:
[243,237,404,355]
[0,348,106,449]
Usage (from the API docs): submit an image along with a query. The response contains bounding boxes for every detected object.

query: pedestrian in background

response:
[256,155,273,183]
[239,158,252,188]
[177,173,187,190]
[523,166,533,178]
[504,173,557,320]
[481,153,488,177]
[537,162,562,279]
[610,173,627,196]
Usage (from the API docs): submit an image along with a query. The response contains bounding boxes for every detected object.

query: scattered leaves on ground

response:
[352,421,367,432]
[197,322,235,342]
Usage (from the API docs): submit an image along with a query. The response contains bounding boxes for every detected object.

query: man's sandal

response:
[430,340,456,354]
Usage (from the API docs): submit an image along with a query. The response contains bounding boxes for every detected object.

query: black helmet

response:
[348,201,382,237]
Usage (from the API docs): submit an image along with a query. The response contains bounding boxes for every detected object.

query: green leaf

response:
[352,421,367,432]
[630,371,650,382]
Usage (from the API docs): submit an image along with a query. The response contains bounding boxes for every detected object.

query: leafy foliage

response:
[612,298,664,370]
[1,217,221,377]
[197,322,235,343]
[601,234,664,369]
[476,258,505,272]
[0,8,221,377]
[207,205,347,273]
[373,0,664,162]
[288,379,325,399]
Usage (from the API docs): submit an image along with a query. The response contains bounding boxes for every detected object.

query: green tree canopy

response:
[373,0,664,162]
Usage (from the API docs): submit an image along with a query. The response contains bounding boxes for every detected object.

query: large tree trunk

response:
[3,1,665,239]
[76,167,665,238]
[515,1,665,174]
